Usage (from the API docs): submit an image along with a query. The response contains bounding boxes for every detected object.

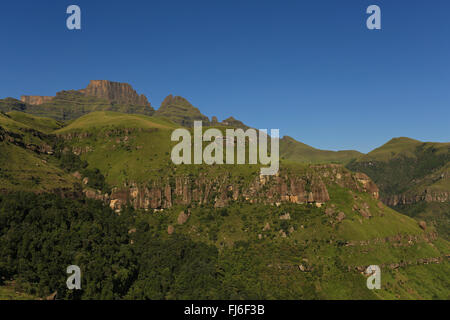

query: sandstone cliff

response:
[383,190,450,206]
[20,96,53,105]
[80,80,151,107]
[20,80,152,109]
[99,164,379,212]
[381,166,449,206]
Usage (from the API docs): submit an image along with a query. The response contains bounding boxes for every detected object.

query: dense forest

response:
[0,193,222,299]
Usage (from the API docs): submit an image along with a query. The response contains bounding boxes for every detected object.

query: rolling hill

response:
[347,137,450,240]
[280,136,363,164]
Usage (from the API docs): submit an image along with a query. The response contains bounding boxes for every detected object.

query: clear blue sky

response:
[1,0,449,152]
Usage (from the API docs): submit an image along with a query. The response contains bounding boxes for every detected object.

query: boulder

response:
[177,211,190,225]
[336,212,346,222]
[419,221,427,230]
[279,213,291,220]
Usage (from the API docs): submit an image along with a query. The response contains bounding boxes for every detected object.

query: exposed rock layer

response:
[100,165,378,211]
[20,96,53,105]
[80,80,151,106]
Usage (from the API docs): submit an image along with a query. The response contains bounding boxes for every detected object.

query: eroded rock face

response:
[80,80,151,107]
[20,95,53,105]
[353,172,379,199]
[0,127,54,154]
[383,190,450,206]
[83,189,109,203]
[104,165,378,211]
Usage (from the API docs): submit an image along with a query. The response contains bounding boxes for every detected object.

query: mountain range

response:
[0,80,448,300]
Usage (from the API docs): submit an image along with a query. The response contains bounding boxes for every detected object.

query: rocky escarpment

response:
[80,80,151,107]
[18,80,152,110]
[0,126,54,154]
[20,96,53,105]
[382,168,449,206]
[383,190,450,206]
[98,164,378,212]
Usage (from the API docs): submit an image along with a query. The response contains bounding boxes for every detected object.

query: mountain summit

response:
[20,80,151,108]
[1,80,154,120]
[155,94,210,126]
[80,80,151,107]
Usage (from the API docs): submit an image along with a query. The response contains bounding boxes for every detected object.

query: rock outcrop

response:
[0,126,53,154]
[103,165,378,212]
[383,190,450,206]
[177,211,190,225]
[20,96,53,105]
[80,80,151,107]
[19,80,151,109]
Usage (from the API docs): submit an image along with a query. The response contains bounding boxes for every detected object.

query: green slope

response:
[0,111,449,300]
[0,113,79,194]
[56,111,177,132]
[6,111,64,133]
[50,112,449,298]
[154,94,210,127]
[347,137,450,240]
[0,143,78,193]
[348,138,449,194]
[280,136,363,164]
[0,98,28,113]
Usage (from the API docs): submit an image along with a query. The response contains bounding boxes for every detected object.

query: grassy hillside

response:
[0,113,79,194]
[0,143,78,193]
[54,111,265,186]
[0,98,28,113]
[347,137,450,240]
[50,112,449,298]
[154,95,210,127]
[6,111,64,133]
[0,283,37,300]
[348,138,449,195]
[280,136,362,164]
[0,111,449,300]
[56,111,177,132]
